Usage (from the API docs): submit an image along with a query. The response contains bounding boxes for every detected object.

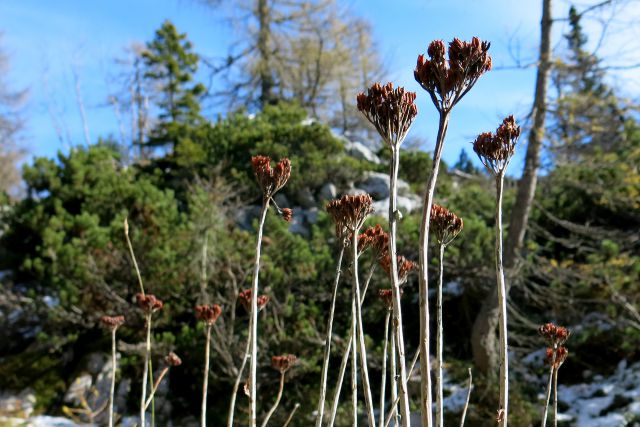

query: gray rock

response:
[273,194,290,209]
[319,183,337,201]
[236,205,263,230]
[345,141,382,164]
[294,188,316,208]
[0,389,36,418]
[357,172,411,200]
[372,194,421,218]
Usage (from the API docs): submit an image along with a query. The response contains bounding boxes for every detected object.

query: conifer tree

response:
[142,20,205,151]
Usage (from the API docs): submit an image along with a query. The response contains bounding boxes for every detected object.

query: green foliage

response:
[142,20,205,149]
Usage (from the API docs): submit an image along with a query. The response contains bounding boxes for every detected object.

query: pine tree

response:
[142,20,205,151]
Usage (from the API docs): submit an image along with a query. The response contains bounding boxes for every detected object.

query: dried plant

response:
[261,355,297,427]
[473,116,520,426]
[100,315,125,427]
[247,155,291,427]
[413,37,491,427]
[430,204,463,426]
[195,304,222,427]
[228,291,269,427]
[538,323,570,427]
[357,82,418,426]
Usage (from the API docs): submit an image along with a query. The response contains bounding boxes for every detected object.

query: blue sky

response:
[1,0,639,174]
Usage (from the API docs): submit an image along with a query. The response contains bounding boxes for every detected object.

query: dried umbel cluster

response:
[195,304,222,325]
[164,352,182,367]
[100,315,125,330]
[380,254,417,285]
[358,224,389,258]
[238,289,269,313]
[414,37,492,111]
[280,207,293,222]
[251,155,291,200]
[538,323,570,346]
[356,82,418,148]
[136,293,164,314]
[326,194,374,236]
[378,288,403,310]
[430,204,464,246]
[473,115,520,175]
[271,354,297,373]
[539,323,570,368]
[545,346,569,369]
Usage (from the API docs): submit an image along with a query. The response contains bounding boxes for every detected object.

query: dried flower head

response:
[271,354,297,373]
[356,82,418,148]
[358,224,389,258]
[414,37,491,111]
[430,204,463,246]
[378,288,402,310]
[195,304,222,325]
[473,115,520,175]
[326,194,374,237]
[280,207,293,222]
[545,346,568,368]
[538,323,570,346]
[238,289,269,313]
[251,155,291,200]
[380,254,417,285]
[136,293,164,314]
[165,352,182,367]
[100,315,125,330]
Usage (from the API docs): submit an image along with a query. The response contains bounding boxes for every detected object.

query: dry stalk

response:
[436,243,445,427]
[379,310,390,427]
[249,202,269,427]
[140,313,151,427]
[260,371,285,427]
[352,231,376,427]
[315,246,345,427]
[108,328,117,427]
[495,171,509,425]
[201,324,212,427]
[459,368,472,427]
[228,335,251,427]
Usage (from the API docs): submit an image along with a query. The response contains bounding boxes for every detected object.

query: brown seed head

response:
[356,82,418,148]
[545,346,569,368]
[280,208,293,222]
[136,293,164,314]
[195,304,222,325]
[415,37,491,111]
[430,204,463,246]
[271,354,297,373]
[238,289,269,313]
[251,155,291,199]
[326,194,374,236]
[100,315,125,330]
[473,115,520,175]
[539,322,570,346]
[358,224,389,258]
[165,352,182,367]
[378,288,402,310]
[380,254,417,285]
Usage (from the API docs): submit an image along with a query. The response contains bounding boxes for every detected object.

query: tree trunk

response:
[471,0,553,374]
[257,0,274,108]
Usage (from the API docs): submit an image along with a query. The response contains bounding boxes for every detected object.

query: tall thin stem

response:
[201,324,212,427]
[351,292,358,427]
[144,367,170,411]
[436,243,445,427]
[540,366,554,427]
[495,173,509,426]
[140,314,152,427]
[418,112,450,427]
[260,372,285,427]
[108,328,117,427]
[249,201,270,427]
[353,231,376,427]
[389,320,398,427]
[459,369,472,427]
[388,146,411,427]
[124,218,145,295]
[327,271,376,427]
[228,335,251,427]
[379,311,390,427]
[283,403,300,427]
[315,246,345,427]
[552,367,558,427]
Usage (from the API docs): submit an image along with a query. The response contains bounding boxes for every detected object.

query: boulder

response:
[318,183,337,201]
[357,172,411,200]
[344,141,382,164]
